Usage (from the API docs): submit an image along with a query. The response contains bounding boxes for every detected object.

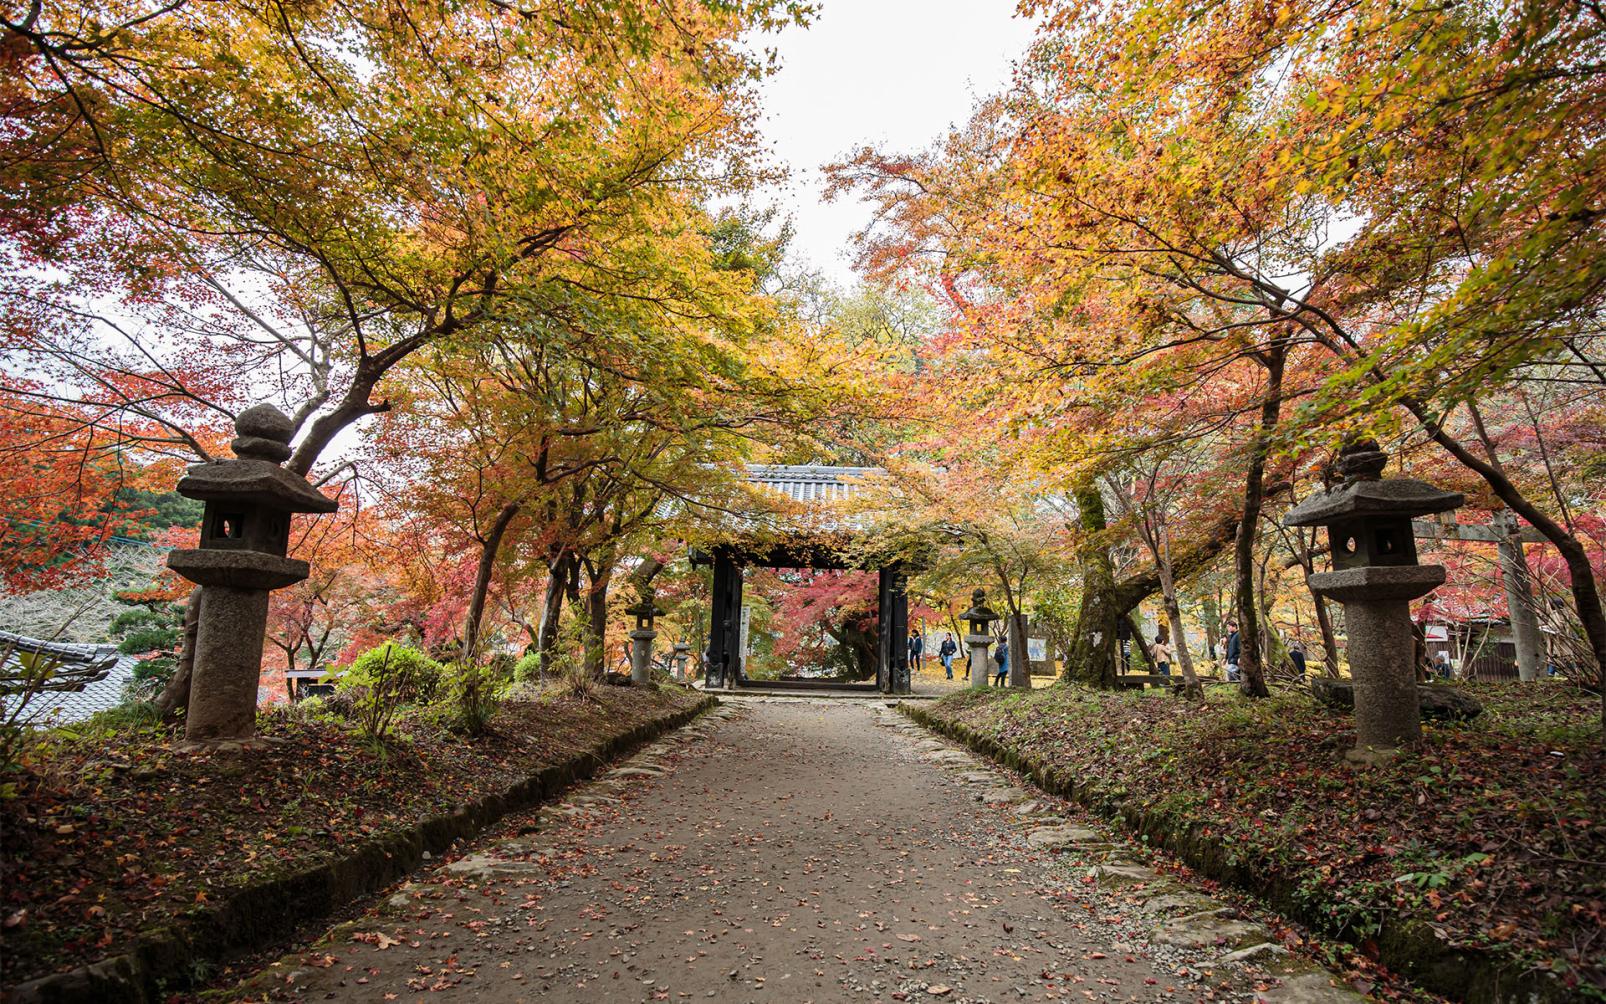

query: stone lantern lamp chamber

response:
[1284,440,1463,762]
[625,589,667,686]
[167,404,337,747]
[960,588,1000,690]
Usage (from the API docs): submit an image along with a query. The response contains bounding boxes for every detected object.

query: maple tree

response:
[3,0,807,486]
[829,0,1606,718]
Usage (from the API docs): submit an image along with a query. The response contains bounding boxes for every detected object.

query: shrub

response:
[437,658,509,736]
[513,651,545,683]
[336,643,442,738]
[553,664,601,703]
[2,643,67,788]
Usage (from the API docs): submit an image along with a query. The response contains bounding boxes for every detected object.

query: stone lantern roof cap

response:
[1284,441,1462,527]
[624,596,667,618]
[177,460,339,513]
[175,404,338,514]
[959,588,999,625]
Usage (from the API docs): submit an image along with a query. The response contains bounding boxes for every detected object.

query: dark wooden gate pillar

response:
[889,564,910,694]
[876,564,911,694]
[707,555,732,688]
[707,554,743,689]
[876,568,891,692]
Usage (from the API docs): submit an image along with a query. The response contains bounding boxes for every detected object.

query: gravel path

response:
[233,698,1364,1003]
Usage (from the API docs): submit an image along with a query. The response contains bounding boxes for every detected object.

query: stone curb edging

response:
[898,702,1569,1004]
[4,695,718,1004]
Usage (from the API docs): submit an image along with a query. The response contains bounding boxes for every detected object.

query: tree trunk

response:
[1201,591,1222,663]
[1156,557,1204,700]
[1235,339,1287,699]
[155,586,202,721]
[1127,616,1155,671]
[460,502,520,665]
[1066,481,1120,688]
[1313,588,1340,677]
[582,555,614,680]
[1496,513,1543,682]
[1008,611,1030,688]
[534,553,570,680]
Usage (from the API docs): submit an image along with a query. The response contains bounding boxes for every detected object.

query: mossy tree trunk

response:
[1065,481,1120,689]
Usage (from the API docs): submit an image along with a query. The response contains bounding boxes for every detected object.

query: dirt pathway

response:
[232,699,1362,1003]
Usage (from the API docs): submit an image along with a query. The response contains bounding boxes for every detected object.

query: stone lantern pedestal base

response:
[630,628,657,686]
[184,585,272,745]
[1309,565,1445,760]
[966,634,993,689]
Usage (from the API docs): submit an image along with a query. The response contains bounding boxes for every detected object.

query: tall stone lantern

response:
[167,405,337,745]
[1284,441,1462,761]
[960,588,1000,690]
[625,589,666,686]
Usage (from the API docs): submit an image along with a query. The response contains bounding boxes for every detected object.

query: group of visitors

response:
[1143,620,1311,682]
[1220,621,1313,680]
[908,629,1009,684]
[909,629,964,679]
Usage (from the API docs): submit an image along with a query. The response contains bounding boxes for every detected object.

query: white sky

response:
[753,1,1038,288]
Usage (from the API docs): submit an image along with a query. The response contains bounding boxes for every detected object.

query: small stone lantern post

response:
[671,642,691,681]
[167,405,337,745]
[1284,441,1462,761]
[625,589,666,686]
[960,589,1000,690]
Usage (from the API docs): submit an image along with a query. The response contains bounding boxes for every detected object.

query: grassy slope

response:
[922,681,1604,997]
[0,686,702,985]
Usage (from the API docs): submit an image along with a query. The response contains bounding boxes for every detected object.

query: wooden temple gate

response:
[694,465,911,695]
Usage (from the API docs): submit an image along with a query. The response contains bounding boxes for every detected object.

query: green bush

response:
[513,652,545,683]
[336,643,442,738]
[436,655,512,736]
[110,602,185,699]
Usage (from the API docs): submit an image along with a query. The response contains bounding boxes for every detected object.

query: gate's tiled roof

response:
[742,465,885,505]
[0,630,137,724]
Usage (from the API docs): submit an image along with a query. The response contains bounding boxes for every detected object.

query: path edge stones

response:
[897,701,1570,1004]
[3,693,719,1004]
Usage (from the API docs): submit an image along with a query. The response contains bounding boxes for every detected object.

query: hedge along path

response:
[225,697,1360,1003]
[4,692,717,1004]
[899,701,1576,1004]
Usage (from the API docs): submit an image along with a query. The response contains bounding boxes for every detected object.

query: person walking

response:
[908,629,924,674]
[1224,620,1241,682]
[992,636,1009,687]
[1288,638,1308,679]
[938,632,958,679]
[1152,634,1172,676]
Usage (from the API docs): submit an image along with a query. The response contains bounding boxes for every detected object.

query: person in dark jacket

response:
[908,630,924,674]
[993,637,1009,686]
[1224,621,1241,681]
[1288,638,1308,678]
[938,633,958,679]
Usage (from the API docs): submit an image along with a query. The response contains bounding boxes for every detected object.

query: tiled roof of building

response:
[742,465,886,506]
[0,629,138,725]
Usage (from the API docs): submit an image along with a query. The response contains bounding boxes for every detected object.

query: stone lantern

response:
[671,642,691,682]
[624,589,666,686]
[1284,440,1462,761]
[167,405,337,745]
[959,588,1000,689]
